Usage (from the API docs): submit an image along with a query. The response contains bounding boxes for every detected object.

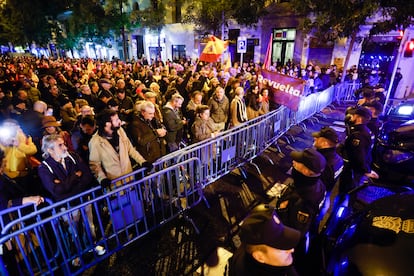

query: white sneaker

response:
[94,245,106,256]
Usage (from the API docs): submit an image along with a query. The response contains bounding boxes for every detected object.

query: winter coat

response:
[89,127,146,183]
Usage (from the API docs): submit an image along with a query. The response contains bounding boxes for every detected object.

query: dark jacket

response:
[128,113,167,163]
[116,95,134,123]
[162,105,184,145]
[71,128,96,164]
[343,124,372,174]
[276,171,326,236]
[317,147,343,192]
[0,176,25,212]
[207,94,229,124]
[38,152,93,202]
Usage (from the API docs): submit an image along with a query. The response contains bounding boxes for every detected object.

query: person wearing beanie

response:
[227,204,301,276]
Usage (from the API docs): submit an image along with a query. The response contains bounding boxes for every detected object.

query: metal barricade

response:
[0,187,102,275]
[0,158,203,275]
[335,82,361,104]
[0,84,340,275]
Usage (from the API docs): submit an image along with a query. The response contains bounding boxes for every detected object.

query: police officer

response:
[339,106,378,196]
[227,204,301,276]
[276,148,326,275]
[312,126,344,192]
[276,148,326,237]
[362,100,383,140]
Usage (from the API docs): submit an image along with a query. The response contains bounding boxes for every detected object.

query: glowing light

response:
[397,105,413,115]
[409,41,414,51]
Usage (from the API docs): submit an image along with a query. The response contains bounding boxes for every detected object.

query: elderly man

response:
[38,134,92,202]
[227,204,301,276]
[162,93,187,152]
[207,86,229,131]
[128,101,167,163]
[229,86,248,128]
[38,134,105,265]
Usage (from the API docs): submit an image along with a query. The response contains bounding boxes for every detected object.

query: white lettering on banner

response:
[257,74,301,97]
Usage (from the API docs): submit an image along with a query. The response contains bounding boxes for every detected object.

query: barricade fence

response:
[335,82,362,104]
[0,84,344,275]
[0,158,203,275]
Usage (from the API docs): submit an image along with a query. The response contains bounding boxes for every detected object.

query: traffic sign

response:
[237,37,247,53]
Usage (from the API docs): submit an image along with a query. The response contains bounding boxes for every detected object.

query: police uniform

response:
[276,178,326,237]
[312,127,344,192]
[363,100,383,140]
[227,204,301,276]
[317,147,343,192]
[339,114,372,194]
[276,148,326,237]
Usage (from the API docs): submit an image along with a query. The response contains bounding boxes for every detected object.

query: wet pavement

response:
[86,104,349,276]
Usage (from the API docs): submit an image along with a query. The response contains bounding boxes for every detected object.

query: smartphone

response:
[45,108,53,116]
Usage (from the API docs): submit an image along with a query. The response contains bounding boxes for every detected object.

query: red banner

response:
[258,70,306,111]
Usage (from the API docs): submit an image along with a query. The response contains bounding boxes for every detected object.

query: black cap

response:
[290,148,326,174]
[312,126,339,143]
[348,106,372,120]
[362,90,374,98]
[239,204,301,250]
[362,101,383,113]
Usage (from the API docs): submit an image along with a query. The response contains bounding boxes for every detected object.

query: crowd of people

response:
[1,54,342,212]
[0,53,388,272]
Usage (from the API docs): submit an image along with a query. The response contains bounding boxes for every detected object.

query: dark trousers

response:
[339,162,365,195]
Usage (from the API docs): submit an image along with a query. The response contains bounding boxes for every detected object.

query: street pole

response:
[240,53,244,68]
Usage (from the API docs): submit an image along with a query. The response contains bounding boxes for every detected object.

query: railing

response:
[0,83,351,275]
[0,158,203,275]
[335,81,362,104]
